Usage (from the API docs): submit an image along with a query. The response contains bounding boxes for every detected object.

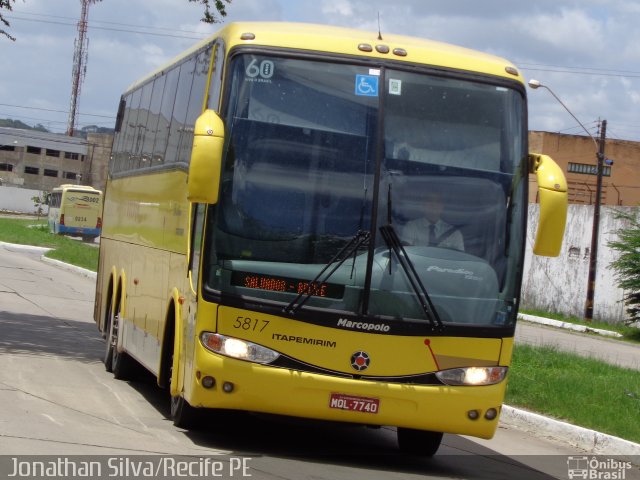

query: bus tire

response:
[397,428,443,457]
[170,394,200,429]
[166,324,200,428]
[107,297,134,380]
[103,293,115,372]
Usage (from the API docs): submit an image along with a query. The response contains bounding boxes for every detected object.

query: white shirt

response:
[401,217,465,251]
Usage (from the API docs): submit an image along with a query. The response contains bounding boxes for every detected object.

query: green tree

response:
[0,0,16,41]
[0,0,231,41]
[608,209,640,325]
[31,191,47,220]
[188,0,230,24]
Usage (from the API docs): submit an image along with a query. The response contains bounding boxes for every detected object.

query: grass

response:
[0,217,98,271]
[520,307,640,344]
[506,344,640,443]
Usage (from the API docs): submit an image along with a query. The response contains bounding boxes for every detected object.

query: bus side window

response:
[153,66,180,167]
[179,47,212,163]
[166,57,196,164]
[144,75,166,168]
[132,81,153,170]
[124,89,142,171]
[112,93,132,174]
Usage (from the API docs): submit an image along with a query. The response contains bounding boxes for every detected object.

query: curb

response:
[0,241,51,255]
[501,406,640,462]
[518,313,624,338]
[0,241,96,279]
[40,255,97,280]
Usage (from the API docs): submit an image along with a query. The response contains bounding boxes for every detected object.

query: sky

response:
[2,0,640,142]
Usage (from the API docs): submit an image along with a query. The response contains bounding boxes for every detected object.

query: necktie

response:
[428,224,436,246]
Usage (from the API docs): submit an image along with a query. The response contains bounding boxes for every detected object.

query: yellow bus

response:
[47,184,102,241]
[94,22,567,456]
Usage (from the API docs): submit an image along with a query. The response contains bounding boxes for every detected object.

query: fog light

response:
[485,408,498,420]
[202,376,215,389]
[222,381,234,393]
[468,410,479,420]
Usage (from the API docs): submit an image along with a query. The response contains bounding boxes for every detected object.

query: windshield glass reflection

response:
[204,54,526,328]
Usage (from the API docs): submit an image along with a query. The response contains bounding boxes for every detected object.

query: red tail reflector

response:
[60,214,65,225]
[97,217,102,228]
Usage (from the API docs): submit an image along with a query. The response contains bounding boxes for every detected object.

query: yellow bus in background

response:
[48,184,102,241]
[94,22,567,456]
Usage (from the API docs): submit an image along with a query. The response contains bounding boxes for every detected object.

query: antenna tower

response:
[67,0,98,137]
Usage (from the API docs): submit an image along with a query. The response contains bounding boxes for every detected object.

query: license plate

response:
[329,393,380,414]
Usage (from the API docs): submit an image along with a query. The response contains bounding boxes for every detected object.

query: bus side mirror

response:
[187,109,225,204]
[529,153,568,257]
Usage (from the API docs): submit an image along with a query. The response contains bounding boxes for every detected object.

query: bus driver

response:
[401,189,465,251]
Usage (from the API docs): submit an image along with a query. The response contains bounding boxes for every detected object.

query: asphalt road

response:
[516,321,640,370]
[1,242,636,480]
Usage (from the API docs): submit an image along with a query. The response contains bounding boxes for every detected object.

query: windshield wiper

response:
[284,230,370,315]
[379,224,444,330]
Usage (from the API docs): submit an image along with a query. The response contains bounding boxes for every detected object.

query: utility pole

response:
[67,0,98,137]
[584,119,607,321]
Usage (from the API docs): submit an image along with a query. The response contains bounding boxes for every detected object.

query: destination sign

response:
[230,271,344,299]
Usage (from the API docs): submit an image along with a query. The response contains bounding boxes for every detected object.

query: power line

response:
[0,113,68,126]
[605,127,629,143]
[0,103,115,119]
[607,121,640,131]
[7,14,206,40]
[519,65,640,79]
[0,112,114,134]
[0,113,67,131]
[518,62,640,77]
[532,119,601,138]
[555,120,601,134]
[11,10,208,35]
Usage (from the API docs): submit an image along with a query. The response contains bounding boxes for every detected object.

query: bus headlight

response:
[200,332,280,364]
[435,366,508,386]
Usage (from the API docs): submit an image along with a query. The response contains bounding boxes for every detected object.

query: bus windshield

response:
[204,53,527,329]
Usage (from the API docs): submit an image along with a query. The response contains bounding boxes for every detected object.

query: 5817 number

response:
[234,316,270,332]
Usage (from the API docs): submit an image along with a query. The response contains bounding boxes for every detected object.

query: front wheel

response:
[397,428,443,457]
[168,335,200,429]
[170,394,200,429]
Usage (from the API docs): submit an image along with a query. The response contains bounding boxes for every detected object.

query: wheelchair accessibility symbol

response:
[355,74,379,97]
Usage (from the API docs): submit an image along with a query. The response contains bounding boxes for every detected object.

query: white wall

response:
[0,185,48,214]
[521,204,635,324]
